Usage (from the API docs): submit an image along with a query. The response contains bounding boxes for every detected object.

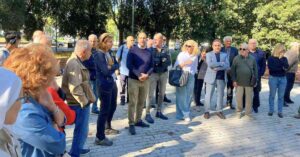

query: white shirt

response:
[174,51,198,74]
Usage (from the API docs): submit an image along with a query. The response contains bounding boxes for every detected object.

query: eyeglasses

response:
[16,95,29,104]
[239,48,247,51]
[185,45,194,48]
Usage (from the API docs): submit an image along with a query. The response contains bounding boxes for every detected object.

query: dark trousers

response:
[226,74,234,105]
[96,82,118,140]
[284,73,295,102]
[252,78,262,110]
[194,75,204,106]
[120,74,129,103]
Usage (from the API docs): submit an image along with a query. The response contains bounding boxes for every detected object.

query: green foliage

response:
[0,0,25,31]
[252,0,300,50]
[47,0,110,38]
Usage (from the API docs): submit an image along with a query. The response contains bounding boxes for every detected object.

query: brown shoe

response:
[216,112,226,119]
[105,128,120,135]
[204,112,210,119]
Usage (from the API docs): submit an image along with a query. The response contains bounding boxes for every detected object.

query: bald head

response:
[33,35,52,47]
[74,40,92,61]
[32,30,44,41]
[126,36,134,48]
[248,39,258,52]
[88,34,98,49]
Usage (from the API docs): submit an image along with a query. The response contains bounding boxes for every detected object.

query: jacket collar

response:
[70,53,87,70]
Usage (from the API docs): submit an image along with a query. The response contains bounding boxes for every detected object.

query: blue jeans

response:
[268,75,287,113]
[176,74,195,119]
[205,79,226,112]
[69,105,90,157]
[90,80,99,112]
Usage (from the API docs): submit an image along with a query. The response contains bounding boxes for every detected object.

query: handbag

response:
[245,60,256,87]
[169,66,189,87]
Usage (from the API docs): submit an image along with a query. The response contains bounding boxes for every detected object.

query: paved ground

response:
[64,79,300,157]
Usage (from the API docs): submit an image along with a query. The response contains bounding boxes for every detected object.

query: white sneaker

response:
[184,117,191,122]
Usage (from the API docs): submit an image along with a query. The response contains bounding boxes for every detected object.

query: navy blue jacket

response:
[221,46,238,66]
[250,49,266,77]
[127,45,153,80]
[148,47,171,73]
[82,48,97,80]
[268,56,289,77]
[94,50,119,90]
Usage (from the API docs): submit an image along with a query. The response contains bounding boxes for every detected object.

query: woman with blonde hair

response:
[94,33,119,146]
[174,40,199,122]
[3,44,66,157]
[267,44,289,118]
[284,42,299,105]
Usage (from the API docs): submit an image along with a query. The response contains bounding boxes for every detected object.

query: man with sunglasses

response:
[221,36,238,110]
[0,31,21,66]
[231,43,258,118]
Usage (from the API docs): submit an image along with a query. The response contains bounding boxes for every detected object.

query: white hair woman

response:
[0,67,22,157]
[174,40,199,122]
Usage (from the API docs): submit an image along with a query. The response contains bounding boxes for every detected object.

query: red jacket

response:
[47,87,76,125]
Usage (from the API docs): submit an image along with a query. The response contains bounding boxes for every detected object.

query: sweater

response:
[231,55,258,86]
[267,56,289,77]
[127,45,153,80]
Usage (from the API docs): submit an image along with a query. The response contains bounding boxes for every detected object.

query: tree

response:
[0,0,25,31]
[252,0,300,50]
[47,0,110,38]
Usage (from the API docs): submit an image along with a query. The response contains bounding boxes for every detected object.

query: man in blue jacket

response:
[248,39,266,113]
[221,36,238,110]
[83,34,100,114]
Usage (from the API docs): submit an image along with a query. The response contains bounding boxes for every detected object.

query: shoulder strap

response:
[119,45,125,62]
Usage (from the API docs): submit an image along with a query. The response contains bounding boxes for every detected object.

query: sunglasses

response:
[239,48,247,51]
[185,45,194,48]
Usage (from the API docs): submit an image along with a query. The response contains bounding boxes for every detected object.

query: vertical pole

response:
[131,0,135,35]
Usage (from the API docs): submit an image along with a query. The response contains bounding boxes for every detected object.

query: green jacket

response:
[231,55,258,87]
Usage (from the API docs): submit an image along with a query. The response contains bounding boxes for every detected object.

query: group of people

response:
[0,29,299,157]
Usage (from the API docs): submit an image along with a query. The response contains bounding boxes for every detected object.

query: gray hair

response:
[88,34,97,41]
[290,42,300,52]
[223,36,232,42]
[240,43,248,49]
[154,33,163,39]
[74,40,90,54]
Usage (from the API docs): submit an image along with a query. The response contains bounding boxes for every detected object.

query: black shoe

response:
[283,103,289,107]
[129,125,136,135]
[135,120,150,127]
[285,100,294,104]
[120,101,126,106]
[163,96,171,103]
[230,105,236,110]
[155,111,168,120]
[145,114,154,123]
[195,102,204,106]
[199,102,204,106]
[94,137,113,146]
[278,113,283,118]
[268,112,273,116]
[80,149,90,155]
[151,104,156,108]
[253,108,258,113]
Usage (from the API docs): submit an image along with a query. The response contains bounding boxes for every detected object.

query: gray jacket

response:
[204,51,230,84]
[284,50,299,73]
[197,60,208,79]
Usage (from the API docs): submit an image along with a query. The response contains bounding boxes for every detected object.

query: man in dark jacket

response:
[221,36,238,109]
[82,34,100,114]
[248,39,266,113]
